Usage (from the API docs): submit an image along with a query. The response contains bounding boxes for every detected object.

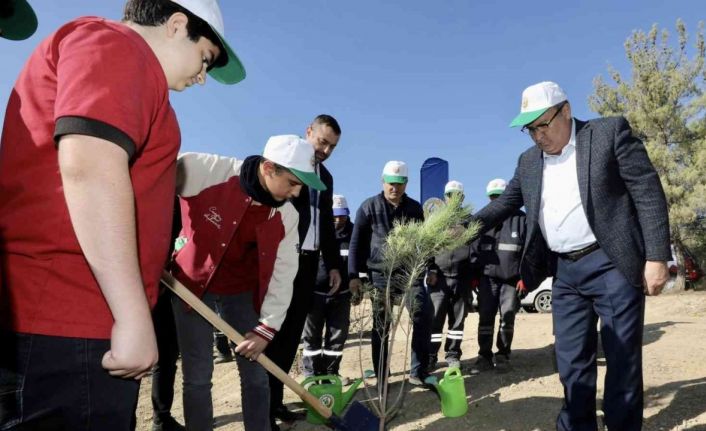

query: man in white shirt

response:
[474,81,670,431]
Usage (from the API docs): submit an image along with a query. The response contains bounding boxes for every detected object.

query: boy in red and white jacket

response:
[169,135,325,431]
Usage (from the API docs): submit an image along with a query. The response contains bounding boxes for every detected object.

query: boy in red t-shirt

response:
[0,1,245,429]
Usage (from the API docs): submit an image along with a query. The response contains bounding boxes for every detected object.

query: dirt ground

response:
[135,290,706,430]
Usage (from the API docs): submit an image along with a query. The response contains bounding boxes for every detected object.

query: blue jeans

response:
[171,292,270,431]
[0,332,139,431]
[369,272,433,380]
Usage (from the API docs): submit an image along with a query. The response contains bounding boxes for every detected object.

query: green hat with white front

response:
[263,135,326,191]
[509,81,567,127]
[486,178,507,196]
[0,0,38,41]
[171,0,245,85]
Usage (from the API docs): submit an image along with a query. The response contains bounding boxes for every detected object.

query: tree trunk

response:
[672,230,687,291]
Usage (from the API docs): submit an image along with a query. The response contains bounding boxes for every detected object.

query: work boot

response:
[494,354,511,373]
[469,356,494,375]
[214,350,234,364]
[271,404,305,423]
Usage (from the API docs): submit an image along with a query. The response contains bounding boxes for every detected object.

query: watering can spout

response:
[341,377,363,408]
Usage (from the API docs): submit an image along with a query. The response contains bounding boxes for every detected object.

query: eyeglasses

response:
[521,102,566,135]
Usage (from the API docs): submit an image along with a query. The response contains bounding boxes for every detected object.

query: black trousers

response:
[429,276,469,362]
[552,248,644,431]
[301,291,352,376]
[477,276,520,359]
[0,332,139,431]
[151,290,180,422]
[265,252,319,411]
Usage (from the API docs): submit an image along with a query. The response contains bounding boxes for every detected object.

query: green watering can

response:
[301,374,364,424]
[425,367,469,418]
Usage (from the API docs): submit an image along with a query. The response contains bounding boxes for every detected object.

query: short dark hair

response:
[123,0,226,68]
[311,114,341,136]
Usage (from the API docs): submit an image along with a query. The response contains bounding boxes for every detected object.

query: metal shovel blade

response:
[328,401,380,431]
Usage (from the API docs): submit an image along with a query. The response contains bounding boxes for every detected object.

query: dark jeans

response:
[0,332,139,431]
[552,248,645,431]
[429,276,469,362]
[265,252,318,412]
[151,291,180,423]
[172,292,270,431]
[301,291,352,376]
[370,271,433,380]
[477,276,520,359]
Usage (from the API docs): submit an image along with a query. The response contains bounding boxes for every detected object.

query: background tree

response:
[589,19,706,290]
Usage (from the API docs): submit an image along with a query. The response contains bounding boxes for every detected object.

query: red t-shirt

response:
[0,17,180,339]
[208,204,271,295]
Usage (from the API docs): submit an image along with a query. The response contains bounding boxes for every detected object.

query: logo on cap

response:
[522,97,528,109]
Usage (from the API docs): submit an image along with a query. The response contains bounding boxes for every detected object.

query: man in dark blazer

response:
[265,114,342,429]
[474,81,671,431]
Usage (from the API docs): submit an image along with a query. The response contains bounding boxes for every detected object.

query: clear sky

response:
[1,1,703,216]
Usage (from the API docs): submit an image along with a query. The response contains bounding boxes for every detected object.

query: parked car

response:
[668,246,703,284]
[522,277,552,313]
[470,277,553,313]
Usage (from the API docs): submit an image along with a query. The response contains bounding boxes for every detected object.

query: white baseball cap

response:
[171,0,245,84]
[444,180,464,195]
[263,135,326,191]
[332,194,349,216]
[382,161,408,184]
[486,178,507,196]
[509,81,567,127]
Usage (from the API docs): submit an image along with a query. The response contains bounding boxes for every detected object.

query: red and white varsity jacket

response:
[170,152,299,339]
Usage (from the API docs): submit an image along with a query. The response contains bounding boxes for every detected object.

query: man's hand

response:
[234,332,269,361]
[327,269,342,295]
[102,313,158,380]
[425,271,438,287]
[516,280,528,299]
[349,278,363,305]
[644,260,669,296]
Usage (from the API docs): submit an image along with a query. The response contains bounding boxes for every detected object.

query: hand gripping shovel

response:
[161,271,380,431]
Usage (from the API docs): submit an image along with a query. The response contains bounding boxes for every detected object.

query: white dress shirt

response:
[538,120,597,253]
[301,164,320,251]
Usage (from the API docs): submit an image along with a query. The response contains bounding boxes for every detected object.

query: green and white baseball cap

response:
[382,161,408,184]
[171,0,245,85]
[509,81,567,128]
[486,178,507,196]
[444,180,464,195]
[263,135,326,191]
[0,0,38,41]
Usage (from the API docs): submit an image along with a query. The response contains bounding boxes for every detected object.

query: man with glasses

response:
[474,81,670,430]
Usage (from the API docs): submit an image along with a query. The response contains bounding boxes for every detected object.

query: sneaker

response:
[408,375,425,386]
[428,357,438,372]
[214,351,234,364]
[271,405,305,423]
[152,415,185,431]
[469,357,494,375]
[494,354,511,373]
[446,358,461,369]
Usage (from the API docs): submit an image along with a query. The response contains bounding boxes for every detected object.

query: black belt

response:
[558,243,600,262]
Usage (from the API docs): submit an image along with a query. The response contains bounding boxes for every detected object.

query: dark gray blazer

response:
[474,117,671,289]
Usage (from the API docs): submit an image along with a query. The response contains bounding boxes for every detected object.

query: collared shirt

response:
[538,120,597,253]
[301,164,320,251]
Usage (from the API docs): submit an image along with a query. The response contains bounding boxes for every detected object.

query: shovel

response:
[160,270,380,431]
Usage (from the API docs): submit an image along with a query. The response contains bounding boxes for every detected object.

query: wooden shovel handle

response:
[160,270,333,419]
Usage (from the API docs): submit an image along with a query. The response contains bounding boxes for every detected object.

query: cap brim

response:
[383,175,408,184]
[509,107,549,128]
[207,29,246,85]
[333,208,349,216]
[487,189,505,196]
[0,0,37,41]
[290,168,326,191]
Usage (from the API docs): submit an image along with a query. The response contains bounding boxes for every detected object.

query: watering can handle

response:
[444,367,463,378]
[161,271,334,420]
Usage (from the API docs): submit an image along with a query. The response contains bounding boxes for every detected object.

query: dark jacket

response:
[292,162,341,273]
[315,219,353,294]
[348,192,424,278]
[470,209,526,284]
[474,117,671,290]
